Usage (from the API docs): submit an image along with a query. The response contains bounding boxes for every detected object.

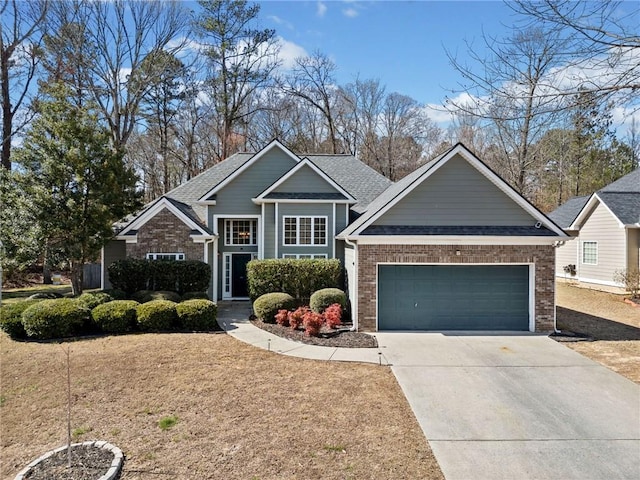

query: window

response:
[146,253,185,261]
[225,219,257,246]
[282,254,328,259]
[582,241,598,265]
[283,216,327,246]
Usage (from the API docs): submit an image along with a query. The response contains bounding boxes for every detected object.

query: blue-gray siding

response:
[372,154,536,227]
[273,164,340,194]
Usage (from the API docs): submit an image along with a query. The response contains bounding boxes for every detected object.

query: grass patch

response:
[158,415,179,431]
[324,444,346,453]
[1,332,443,479]
[71,426,92,440]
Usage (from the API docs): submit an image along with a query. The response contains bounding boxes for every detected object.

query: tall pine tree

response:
[14,83,141,294]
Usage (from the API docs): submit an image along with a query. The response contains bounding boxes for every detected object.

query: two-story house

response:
[103,140,567,332]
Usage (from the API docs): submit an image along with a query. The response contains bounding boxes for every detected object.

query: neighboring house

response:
[549,169,640,290]
[103,140,567,332]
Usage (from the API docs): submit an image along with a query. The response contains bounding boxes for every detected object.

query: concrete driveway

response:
[375,333,640,480]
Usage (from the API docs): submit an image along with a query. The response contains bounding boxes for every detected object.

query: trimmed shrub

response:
[310,288,347,313]
[302,310,324,337]
[253,292,296,323]
[108,259,150,294]
[324,303,343,329]
[76,292,114,310]
[22,299,89,339]
[181,291,209,301]
[101,288,127,300]
[274,309,289,326]
[247,259,341,302]
[288,306,309,330]
[176,299,218,331]
[108,259,211,295]
[136,300,178,332]
[91,300,139,333]
[131,290,155,303]
[175,261,211,294]
[0,300,42,339]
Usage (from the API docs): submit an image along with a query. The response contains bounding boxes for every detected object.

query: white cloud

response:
[277,37,308,70]
[267,15,293,30]
[343,8,358,18]
[317,1,327,18]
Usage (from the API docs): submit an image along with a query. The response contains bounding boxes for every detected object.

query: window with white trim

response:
[582,241,598,265]
[146,253,185,261]
[225,219,257,246]
[282,254,328,259]
[283,216,327,246]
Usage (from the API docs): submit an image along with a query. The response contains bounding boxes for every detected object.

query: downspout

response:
[344,237,358,332]
[552,241,566,334]
[204,236,218,301]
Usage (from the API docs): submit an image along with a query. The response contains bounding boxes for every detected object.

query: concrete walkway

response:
[216,301,386,364]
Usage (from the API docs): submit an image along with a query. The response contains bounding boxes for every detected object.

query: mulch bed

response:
[251,319,378,348]
[24,445,114,480]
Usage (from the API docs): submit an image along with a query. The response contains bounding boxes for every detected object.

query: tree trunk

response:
[70,261,83,296]
[1,49,13,170]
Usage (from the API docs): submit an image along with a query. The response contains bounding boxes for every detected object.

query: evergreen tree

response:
[14,83,141,294]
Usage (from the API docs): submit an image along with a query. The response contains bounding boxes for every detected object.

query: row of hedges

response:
[0,295,218,340]
[274,303,343,337]
[107,259,211,295]
[247,259,341,302]
[253,288,347,324]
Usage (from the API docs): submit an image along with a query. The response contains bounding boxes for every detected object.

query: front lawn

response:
[0,332,444,479]
[556,282,640,383]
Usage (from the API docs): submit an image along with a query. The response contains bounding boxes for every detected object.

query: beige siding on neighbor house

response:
[555,238,578,278]
[628,229,639,272]
[372,154,536,226]
[578,202,626,285]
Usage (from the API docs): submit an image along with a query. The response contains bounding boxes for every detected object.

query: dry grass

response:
[556,282,640,383]
[0,332,443,480]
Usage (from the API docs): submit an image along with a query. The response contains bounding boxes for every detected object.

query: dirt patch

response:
[23,444,114,480]
[556,283,640,383]
[1,332,443,480]
[251,319,378,348]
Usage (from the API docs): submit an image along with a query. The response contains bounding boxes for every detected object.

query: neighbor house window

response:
[146,253,185,261]
[225,219,257,246]
[283,216,327,246]
[582,241,598,265]
[282,254,328,259]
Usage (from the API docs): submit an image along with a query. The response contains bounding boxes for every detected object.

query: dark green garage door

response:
[378,265,530,330]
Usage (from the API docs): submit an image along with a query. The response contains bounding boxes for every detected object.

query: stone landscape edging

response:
[14,441,124,480]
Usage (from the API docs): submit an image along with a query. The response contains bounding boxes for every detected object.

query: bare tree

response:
[281,51,341,154]
[446,27,565,194]
[194,0,281,159]
[510,0,640,114]
[0,0,48,170]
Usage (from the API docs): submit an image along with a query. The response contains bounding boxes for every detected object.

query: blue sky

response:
[258,1,521,118]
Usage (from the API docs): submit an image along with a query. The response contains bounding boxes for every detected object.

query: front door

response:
[231,253,252,298]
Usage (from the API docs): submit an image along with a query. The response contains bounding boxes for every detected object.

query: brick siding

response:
[126,208,204,261]
[357,244,555,332]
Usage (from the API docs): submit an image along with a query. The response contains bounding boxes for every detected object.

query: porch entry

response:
[223,253,255,299]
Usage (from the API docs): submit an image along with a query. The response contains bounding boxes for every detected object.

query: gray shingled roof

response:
[550,168,640,227]
[361,225,558,236]
[600,168,640,193]
[547,196,589,228]
[159,151,391,222]
[598,192,640,225]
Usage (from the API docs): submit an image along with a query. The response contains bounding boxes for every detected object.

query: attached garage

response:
[377,264,531,331]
